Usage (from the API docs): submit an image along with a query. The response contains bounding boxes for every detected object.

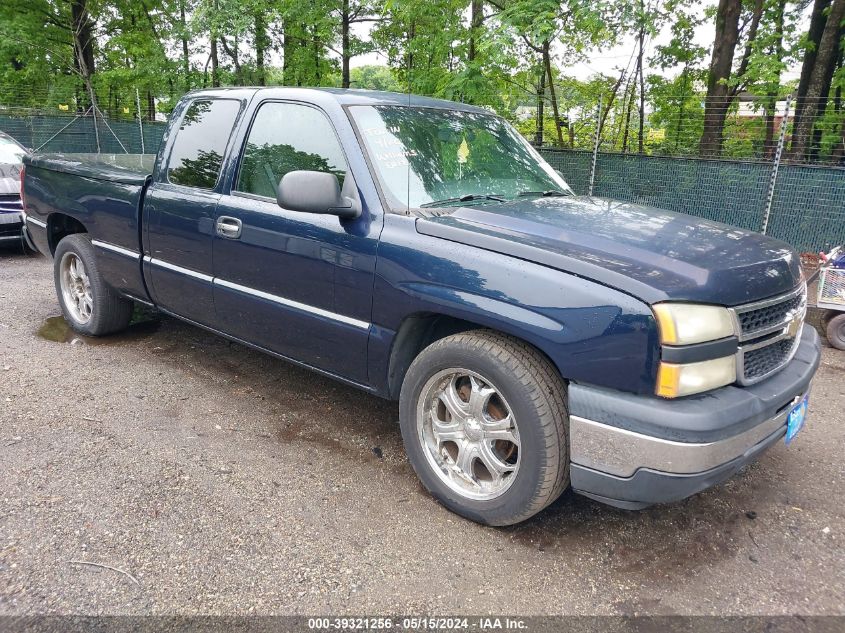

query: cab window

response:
[236,102,347,199]
[167,99,240,189]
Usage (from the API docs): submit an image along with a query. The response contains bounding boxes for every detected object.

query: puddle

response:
[37,313,162,345]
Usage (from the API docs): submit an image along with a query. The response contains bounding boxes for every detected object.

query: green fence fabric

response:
[541,148,845,253]
[766,164,845,253]
[0,114,166,155]
[540,149,594,196]
[1,115,841,253]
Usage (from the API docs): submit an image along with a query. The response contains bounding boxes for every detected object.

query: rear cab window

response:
[167,99,241,189]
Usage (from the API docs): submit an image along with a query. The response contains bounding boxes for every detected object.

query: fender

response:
[368,214,661,397]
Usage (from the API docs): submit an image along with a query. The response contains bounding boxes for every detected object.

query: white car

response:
[0,132,29,250]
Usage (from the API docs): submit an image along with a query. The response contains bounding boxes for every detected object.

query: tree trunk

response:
[180,0,191,90]
[70,0,97,109]
[764,0,786,159]
[599,70,625,134]
[621,78,635,152]
[808,23,843,158]
[282,21,291,85]
[221,36,242,85]
[542,41,564,147]
[791,0,831,147]
[535,62,545,146]
[636,7,645,154]
[210,38,220,87]
[732,0,764,94]
[341,0,351,88]
[468,0,483,62]
[791,0,845,160]
[699,0,742,157]
[313,29,321,84]
[674,71,689,152]
[255,11,267,86]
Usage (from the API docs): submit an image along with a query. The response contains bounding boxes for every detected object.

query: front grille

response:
[736,292,803,337]
[742,338,795,381]
[732,284,806,385]
[0,194,22,214]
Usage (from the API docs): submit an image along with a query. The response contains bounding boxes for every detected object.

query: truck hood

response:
[415,196,802,306]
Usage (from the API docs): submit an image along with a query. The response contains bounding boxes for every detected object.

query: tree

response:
[349,65,402,90]
[699,0,742,156]
[330,0,381,88]
[650,0,707,154]
[791,0,832,149]
[791,0,845,159]
[500,0,622,147]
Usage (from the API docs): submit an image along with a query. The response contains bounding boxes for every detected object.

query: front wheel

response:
[399,330,569,526]
[54,234,133,336]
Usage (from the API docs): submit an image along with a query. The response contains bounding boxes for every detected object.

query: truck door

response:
[143,98,241,327]
[212,101,379,384]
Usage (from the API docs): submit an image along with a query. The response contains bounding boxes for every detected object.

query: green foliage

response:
[349,65,402,91]
[0,0,841,163]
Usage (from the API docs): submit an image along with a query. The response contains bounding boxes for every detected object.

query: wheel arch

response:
[47,213,88,255]
[385,311,567,401]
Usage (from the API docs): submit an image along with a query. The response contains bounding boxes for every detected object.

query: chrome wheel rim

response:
[60,252,93,325]
[417,368,520,500]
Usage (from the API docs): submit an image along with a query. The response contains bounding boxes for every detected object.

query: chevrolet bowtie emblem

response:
[786,313,802,338]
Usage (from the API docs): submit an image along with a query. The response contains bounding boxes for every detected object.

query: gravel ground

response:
[1,248,843,616]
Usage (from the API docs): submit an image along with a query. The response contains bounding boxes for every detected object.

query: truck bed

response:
[25,153,155,185]
[23,152,156,302]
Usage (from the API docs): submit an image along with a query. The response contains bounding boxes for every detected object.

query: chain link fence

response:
[0,83,170,154]
[538,94,845,253]
[0,83,842,253]
[0,113,165,154]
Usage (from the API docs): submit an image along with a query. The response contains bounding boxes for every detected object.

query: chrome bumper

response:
[567,326,820,508]
[570,389,807,478]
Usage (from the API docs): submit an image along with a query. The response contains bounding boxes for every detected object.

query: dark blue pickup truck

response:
[21,88,820,525]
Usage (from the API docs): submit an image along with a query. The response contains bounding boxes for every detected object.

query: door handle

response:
[216,216,242,239]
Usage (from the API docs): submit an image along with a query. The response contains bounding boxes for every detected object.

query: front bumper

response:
[568,326,821,509]
[0,211,23,244]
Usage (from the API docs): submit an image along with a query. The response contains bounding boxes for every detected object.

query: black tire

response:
[53,233,133,336]
[826,313,845,351]
[399,329,569,526]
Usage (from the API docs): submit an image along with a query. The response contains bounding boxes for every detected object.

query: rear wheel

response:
[54,234,133,336]
[826,313,845,350]
[399,330,569,526]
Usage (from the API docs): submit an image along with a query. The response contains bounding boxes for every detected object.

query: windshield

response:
[350,105,572,210]
[0,136,26,164]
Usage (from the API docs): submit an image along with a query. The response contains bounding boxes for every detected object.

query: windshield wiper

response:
[420,194,507,208]
[517,189,569,198]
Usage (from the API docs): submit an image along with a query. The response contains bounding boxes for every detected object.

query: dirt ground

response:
[1,249,843,616]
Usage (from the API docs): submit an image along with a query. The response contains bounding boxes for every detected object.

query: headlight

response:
[657,356,737,398]
[652,303,736,345]
[653,302,738,397]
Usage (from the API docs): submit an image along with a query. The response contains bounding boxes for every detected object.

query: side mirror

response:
[276,170,362,219]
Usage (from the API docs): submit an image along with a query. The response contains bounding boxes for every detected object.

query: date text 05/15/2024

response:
[307,617,528,630]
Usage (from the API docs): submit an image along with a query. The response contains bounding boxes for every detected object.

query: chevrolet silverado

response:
[22,88,821,525]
